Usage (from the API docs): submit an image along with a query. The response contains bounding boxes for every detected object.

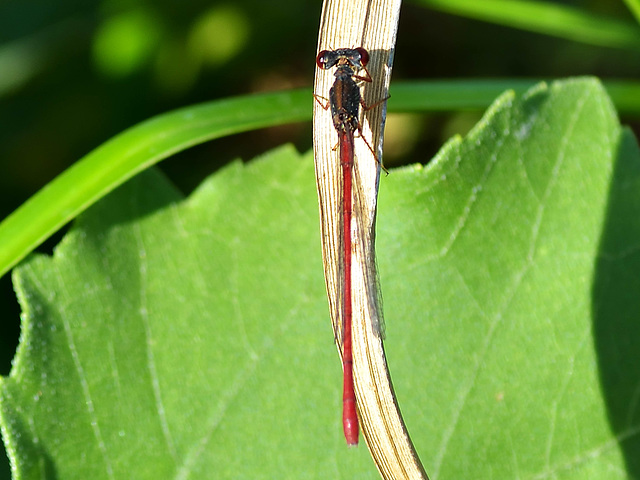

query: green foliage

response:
[2,78,639,479]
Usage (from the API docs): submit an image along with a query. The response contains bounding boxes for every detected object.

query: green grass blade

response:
[0,89,310,277]
[417,0,640,51]
[389,79,640,115]
[2,78,639,279]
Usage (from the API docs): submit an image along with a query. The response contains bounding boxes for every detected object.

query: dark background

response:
[1,0,638,477]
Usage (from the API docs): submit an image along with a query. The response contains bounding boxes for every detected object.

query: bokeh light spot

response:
[187,5,250,67]
[93,9,162,78]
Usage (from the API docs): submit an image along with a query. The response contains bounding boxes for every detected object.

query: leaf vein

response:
[133,222,178,462]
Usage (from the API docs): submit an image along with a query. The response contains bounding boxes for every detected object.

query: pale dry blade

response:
[312,0,429,478]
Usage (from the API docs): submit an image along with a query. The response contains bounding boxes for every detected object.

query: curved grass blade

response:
[2,78,639,279]
[0,89,310,277]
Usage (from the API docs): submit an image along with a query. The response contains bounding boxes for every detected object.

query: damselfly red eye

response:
[316,50,331,69]
[355,47,369,67]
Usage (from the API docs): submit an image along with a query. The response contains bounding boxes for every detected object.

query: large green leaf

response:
[379,78,640,478]
[2,77,639,479]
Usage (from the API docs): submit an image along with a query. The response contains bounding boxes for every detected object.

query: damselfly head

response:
[316,48,370,71]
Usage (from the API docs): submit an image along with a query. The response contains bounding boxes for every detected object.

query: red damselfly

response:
[314,47,385,446]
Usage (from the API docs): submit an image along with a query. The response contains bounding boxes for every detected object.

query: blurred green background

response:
[1,0,639,477]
